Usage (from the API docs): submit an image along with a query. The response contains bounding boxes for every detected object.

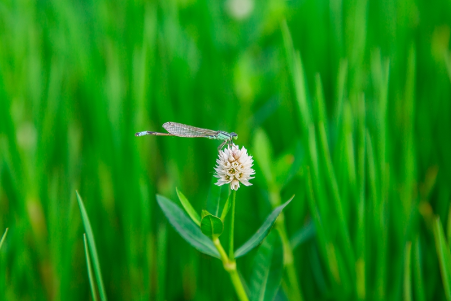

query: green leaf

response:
[220,194,232,221]
[249,231,284,301]
[235,197,293,258]
[253,128,275,187]
[404,242,413,301]
[290,221,315,250]
[176,188,201,226]
[447,205,451,250]
[201,209,211,219]
[413,237,426,301]
[201,210,224,239]
[432,217,451,301]
[83,234,99,301]
[206,175,229,216]
[156,195,220,258]
[0,228,8,250]
[76,191,108,301]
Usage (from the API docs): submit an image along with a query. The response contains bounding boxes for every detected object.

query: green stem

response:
[213,238,249,301]
[228,189,237,259]
[229,268,248,301]
[214,190,248,301]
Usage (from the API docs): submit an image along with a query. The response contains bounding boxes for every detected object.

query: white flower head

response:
[214,144,255,191]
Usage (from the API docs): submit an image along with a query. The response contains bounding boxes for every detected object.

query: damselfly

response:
[135,122,238,150]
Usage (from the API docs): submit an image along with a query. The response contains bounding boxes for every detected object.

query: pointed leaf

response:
[156,195,220,258]
[220,193,232,221]
[253,129,275,187]
[413,237,426,301]
[0,228,8,250]
[235,197,293,258]
[249,231,284,301]
[206,175,228,216]
[76,191,108,301]
[83,234,99,301]
[404,242,413,301]
[176,188,201,226]
[201,212,224,239]
[201,209,211,219]
[432,217,451,300]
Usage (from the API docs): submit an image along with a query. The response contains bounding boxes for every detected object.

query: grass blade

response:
[318,121,355,269]
[305,167,337,283]
[83,234,99,301]
[433,217,451,301]
[447,205,451,249]
[404,242,413,301]
[413,237,425,301]
[281,21,311,132]
[76,191,108,301]
[252,128,275,189]
[0,228,8,250]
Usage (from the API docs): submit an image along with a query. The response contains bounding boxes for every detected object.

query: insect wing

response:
[163,122,218,138]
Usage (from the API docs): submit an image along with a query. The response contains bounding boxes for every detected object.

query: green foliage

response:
[83,234,99,301]
[156,194,220,258]
[433,217,451,301]
[207,176,230,217]
[76,192,108,301]
[249,231,284,301]
[235,198,292,258]
[290,221,315,251]
[1,0,451,299]
[0,228,7,250]
[176,187,201,226]
[220,194,232,221]
[200,210,224,239]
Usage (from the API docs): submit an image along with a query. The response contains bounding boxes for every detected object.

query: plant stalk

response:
[213,238,249,301]
[228,189,237,259]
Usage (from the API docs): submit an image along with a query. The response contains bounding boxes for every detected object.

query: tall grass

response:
[0,0,450,300]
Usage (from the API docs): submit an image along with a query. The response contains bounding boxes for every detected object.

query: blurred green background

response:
[1,0,451,300]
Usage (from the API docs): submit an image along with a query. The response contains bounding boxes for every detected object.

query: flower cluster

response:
[214,144,255,191]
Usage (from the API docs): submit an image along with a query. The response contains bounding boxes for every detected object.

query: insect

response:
[135,122,238,150]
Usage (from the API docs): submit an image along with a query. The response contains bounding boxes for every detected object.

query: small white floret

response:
[214,144,255,191]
